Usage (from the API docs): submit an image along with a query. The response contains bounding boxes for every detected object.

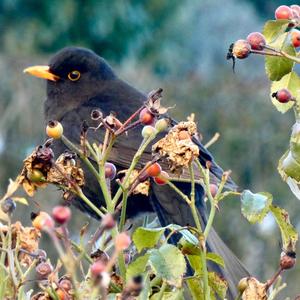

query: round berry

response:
[115,232,131,252]
[35,261,53,280]
[291,5,300,17]
[1,198,16,214]
[55,288,68,300]
[209,184,218,198]
[32,211,55,231]
[146,162,162,177]
[52,206,71,225]
[101,213,116,230]
[104,162,117,180]
[59,278,72,292]
[275,5,293,20]
[291,30,300,47]
[154,171,169,185]
[232,40,251,59]
[246,32,266,51]
[90,260,106,276]
[272,88,293,103]
[27,169,45,183]
[155,118,169,132]
[139,108,155,125]
[280,253,296,270]
[46,120,63,139]
[141,125,157,139]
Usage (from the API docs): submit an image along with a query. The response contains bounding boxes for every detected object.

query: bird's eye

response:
[68,70,81,81]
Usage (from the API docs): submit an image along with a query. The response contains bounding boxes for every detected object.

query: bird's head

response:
[24,47,117,109]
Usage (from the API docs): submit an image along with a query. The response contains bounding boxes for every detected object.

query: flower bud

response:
[115,232,131,252]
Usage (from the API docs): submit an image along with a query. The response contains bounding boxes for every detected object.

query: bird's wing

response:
[57,78,237,189]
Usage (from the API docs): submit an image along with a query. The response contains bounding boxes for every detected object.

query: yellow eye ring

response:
[68,70,81,81]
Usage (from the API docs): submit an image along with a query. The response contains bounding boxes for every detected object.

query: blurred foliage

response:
[0,0,300,298]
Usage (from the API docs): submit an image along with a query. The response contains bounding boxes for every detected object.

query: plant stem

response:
[112,132,157,207]
[156,280,167,300]
[118,191,128,232]
[75,188,104,218]
[166,180,191,205]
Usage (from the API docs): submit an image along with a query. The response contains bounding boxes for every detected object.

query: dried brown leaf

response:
[242,277,267,300]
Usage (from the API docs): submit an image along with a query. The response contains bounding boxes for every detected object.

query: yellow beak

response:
[23,65,60,81]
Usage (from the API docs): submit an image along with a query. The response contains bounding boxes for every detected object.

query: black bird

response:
[24,47,249,299]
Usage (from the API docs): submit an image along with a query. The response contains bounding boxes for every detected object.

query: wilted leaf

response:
[263,20,289,43]
[0,208,9,222]
[149,244,186,287]
[186,277,204,300]
[11,197,28,205]
[1,179,20,201]
[133,227,164,252]
[208,272,228,299]
[150,290,184,300]
[270,205,298,250]
[265,33,295,81]
[152,121,199,175]
[270,72,300,113]
[126,254,150,282]
[241,190,272,223]
[242,277,267,300]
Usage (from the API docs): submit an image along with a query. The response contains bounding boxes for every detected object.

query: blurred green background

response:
[0,0,299,298]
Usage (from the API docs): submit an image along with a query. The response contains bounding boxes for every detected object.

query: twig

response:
[204,132,220,148]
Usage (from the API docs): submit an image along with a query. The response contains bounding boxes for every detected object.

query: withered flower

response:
[0,221,41,267]
[242,277,267,300]
[17,143,54,196]
[152,121,199,174]
[47,151,85,188]
[119,170,150,196]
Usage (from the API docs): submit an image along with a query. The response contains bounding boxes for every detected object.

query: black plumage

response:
[26,47,249,299]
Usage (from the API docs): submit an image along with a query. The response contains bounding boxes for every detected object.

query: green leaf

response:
[149,244,186,287]
[150,290,184,300]
[270,72,300,113]
[133,227,164,253]
[270,205,298,250]
[263,20,289,43]
[206,253,225,268]
[241,190,272,223]
[208,272,228,299]
[265,33,295,81]
[126,254,150,282]
[11,197,28,205]
[186,278,204,300]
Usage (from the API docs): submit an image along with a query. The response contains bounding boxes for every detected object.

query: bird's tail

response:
[150,181,249,300]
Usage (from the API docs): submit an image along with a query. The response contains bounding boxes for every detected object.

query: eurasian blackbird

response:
[24,47,249,299]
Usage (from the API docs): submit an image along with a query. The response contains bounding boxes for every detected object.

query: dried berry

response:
[52,206,71,225]
[115,232,131,252]
[32,211,55,231]
[1,198,16,214]
[139,108,155,125]
[272,88,293,103]
[232,40,251,59]
[27,169,45,183]
[36,261,53,280]
[101,213,116,230]
[280,252,296,270]
[246,32,266,51]
[46,120,63,139]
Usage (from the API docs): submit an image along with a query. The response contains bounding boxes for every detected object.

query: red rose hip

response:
[232,40,251,59]
[146,162,162,177]
[246,32,266,50]
[52,206,71,224]
[291,30,300,47]
[272,88,293,103]
[139,108,155,125]
[275,5,293,20]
